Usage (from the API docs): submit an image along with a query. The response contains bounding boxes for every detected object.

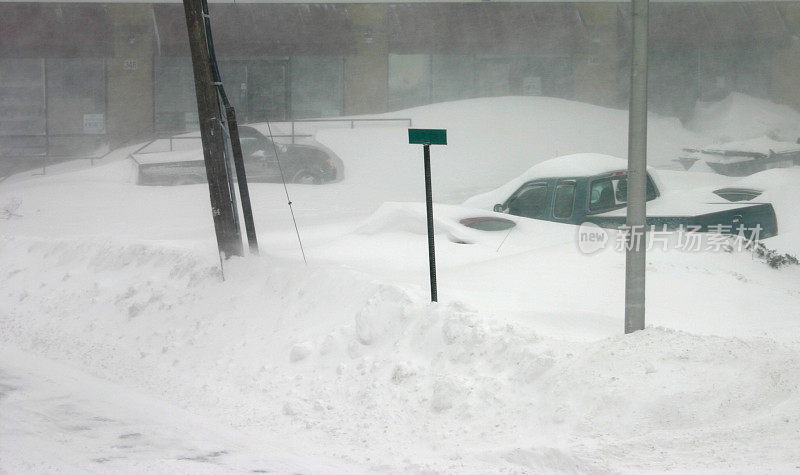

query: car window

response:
[508,182,548,218]
[553,181,576,219]
[589,173,657,212]
[240,136,263,159]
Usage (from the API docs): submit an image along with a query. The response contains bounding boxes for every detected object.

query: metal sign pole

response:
[625,0,649,334]
[423,143,438,302]
[408,128,447,303]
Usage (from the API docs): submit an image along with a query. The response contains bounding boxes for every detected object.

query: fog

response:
[1,2,799,164]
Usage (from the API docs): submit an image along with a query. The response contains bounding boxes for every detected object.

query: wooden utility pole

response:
[225,105,259,255]
[183,0,243,259]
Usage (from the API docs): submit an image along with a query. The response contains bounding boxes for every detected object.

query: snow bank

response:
[3,93,800,470]
[738,167,800,253]
[687,92,800,143]
[0,346,354,473]
[3,236,800,471]
[311,97,705,205]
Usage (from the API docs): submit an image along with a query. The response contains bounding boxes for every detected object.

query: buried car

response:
[675,136,800,177]
[464,153,778,239]
[132,125,342,185]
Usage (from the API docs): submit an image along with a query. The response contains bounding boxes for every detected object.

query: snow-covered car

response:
[465,153,779,239]
[132,125,343,186]
[676,137,800,176]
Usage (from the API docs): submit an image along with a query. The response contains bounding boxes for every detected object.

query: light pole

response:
[625,0,649,334]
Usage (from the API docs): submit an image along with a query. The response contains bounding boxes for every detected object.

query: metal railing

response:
[0,133,109,176]
[144,117,414,153]
[1,117,415,178]
[288,117,413,143]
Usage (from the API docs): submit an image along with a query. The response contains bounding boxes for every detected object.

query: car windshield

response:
[589,173,657,212]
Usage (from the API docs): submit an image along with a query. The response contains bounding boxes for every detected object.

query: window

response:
[240,135,263,159]
[154,57,196,133]
[431,55,475,103]
[553,181,576,219]
[508,182,548,218]
[0,59,45,156]
[589,178,617,211]
[45,58,106,156]
[589,173,658,212]
[475,56,511,97]
[291,56,344,119]
[388,54,431,110]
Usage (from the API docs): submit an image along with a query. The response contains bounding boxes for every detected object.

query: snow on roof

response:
[687,92,800,143]
[518,153,628,178]
[463,153,631,209]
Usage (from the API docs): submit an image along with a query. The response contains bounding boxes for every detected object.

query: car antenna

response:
[495,226,514,253]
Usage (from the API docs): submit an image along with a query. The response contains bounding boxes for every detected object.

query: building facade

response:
[1,1,799,157]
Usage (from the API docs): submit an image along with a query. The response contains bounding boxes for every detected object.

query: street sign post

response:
[408,128,447,302]
[409,129,447,146]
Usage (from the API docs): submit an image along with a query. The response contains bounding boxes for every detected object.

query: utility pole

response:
[183,0,243,260]
[225,105,259,255]
[625,0,649,334]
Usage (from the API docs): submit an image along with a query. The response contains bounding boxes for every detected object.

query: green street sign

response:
[408,128,447,146]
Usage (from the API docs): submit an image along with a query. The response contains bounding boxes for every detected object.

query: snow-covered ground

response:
[2,95,800,472]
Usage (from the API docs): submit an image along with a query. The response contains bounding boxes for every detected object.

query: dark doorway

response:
[246,61,290,122]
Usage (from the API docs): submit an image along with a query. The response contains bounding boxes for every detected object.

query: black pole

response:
[225,105,259,255]
[182,0,242,260]
[423,143,438,302]
[200,0,258,256]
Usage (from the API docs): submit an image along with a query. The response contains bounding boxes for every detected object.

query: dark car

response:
[466,154,779,239]
[133,125,342,186]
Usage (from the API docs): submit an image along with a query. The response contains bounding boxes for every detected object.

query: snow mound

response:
[687,93,800,143]
[314,96,705,203]
[3,237,800,470]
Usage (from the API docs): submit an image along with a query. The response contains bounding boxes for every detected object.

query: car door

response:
[239,131,282,182]
[239,133,270,181]
[505,181,550,219]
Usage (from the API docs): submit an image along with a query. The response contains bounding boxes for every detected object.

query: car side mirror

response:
[493,204,503,212]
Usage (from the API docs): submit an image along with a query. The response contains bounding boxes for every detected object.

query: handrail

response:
[141,116,415,152]
[0,132,109,175]
[1,117,416,175]
[131,133,315,155]
[288,117,412,143]
[291,117,412,125]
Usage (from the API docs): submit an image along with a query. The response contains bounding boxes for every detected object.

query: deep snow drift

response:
[2,95,800,472]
